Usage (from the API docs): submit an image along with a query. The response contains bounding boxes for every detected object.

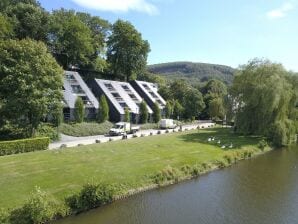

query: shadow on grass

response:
[179,127,262,150]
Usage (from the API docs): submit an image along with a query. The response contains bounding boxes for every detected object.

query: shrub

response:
[124,107,130,122]
[66,183,114,213]
[152,166,181,185]
[139,123,158,130]
[60,121,113,137]
[0,209,9,224]
[257,139,267,151]
[74,97,84,123]
[98,95,109,123]
[152,102,161,123]
[36,123,60,142]
[139,101,148,124]
[9,187,65,224]
[0,137,49,156]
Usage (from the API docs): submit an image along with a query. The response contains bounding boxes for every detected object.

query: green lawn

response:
[0,128,262,210]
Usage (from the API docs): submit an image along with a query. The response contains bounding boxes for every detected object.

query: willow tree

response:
[231,59,297,146]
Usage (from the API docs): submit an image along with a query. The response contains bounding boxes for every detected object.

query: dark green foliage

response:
[98,95,109,123]
[124,107,130,122]
[0,137,49,156]
[173,100,184,120]
[258,139,268,151]
[152,102,161,123]
[6,3,49,41]
[148,62,235,85]
[48,9,94,69]
[0,209,9,224]
[9,187,64,224]
[60,121,113,137]
[107,20,150,81]
[139,101,148,124]
[36,123,60,142]
[0,14,13,39]
[66,183,114,213]
[165,100,174,118]
[183,88,205,119]
[0,39,63,138]
[74,97,84,123]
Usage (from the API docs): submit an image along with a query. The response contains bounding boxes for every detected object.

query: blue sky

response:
[39,0,298,71]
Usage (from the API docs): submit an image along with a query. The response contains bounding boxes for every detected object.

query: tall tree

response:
[98,95,109,123]
[152,102,161,123]
[183,88,205,120]
[0,39,63,137]
[139,101,148,124]
[48,9,94,69]
[208,97,225,120]
[107,20,150,81]
[5,3,49,41]
[231,59,297,146]
[74,97,84,123]
[165,100,174,118]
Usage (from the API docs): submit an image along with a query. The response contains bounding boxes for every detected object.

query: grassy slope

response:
[0,128,262,210]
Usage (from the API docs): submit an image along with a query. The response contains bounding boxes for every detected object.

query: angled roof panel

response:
[63,71,99,109]
[94,79,153,114]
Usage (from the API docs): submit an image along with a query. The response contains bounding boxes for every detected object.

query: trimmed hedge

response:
[0,137,49,156]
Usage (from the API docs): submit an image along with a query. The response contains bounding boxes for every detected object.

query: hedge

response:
[0,137,50,156]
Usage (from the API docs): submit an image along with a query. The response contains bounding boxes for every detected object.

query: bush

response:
[139,101,148,124]
[98,95,109,123]
[0,209,9,224]
[0,137,49,156]
[66,183,114,213]
[139,123,159,130]
[9,187,65,224]
[36,123,60,142]
[152,166,181,185]
[257,139,267,151]
[60,121,113,137]
[74,97,84,123]
[152,102,161,123]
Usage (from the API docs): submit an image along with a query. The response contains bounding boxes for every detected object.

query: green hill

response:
[148,62,236,85]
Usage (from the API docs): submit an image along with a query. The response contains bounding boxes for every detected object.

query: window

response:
[71,85,84,94]
[112,93,120,98]
[119,102,128,108]
[80,96,92,105]
[128,93,138,101]
[104,83,115,91]
[121,85,130,91]
[112,92,123,101]
[66,74,75,80]
[149,91,158,99]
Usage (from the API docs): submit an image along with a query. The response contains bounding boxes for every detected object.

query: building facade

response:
[63,71,99,121]
[89,79,153,123]
[130,80,166,116]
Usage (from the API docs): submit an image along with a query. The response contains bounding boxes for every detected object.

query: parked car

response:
[160,119,177,129]
[109,122,140,136]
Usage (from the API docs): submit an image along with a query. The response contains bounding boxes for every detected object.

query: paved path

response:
[49,122,215,150]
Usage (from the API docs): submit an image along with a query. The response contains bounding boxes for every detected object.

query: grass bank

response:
[0,127,271,222]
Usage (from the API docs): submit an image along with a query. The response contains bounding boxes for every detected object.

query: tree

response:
[98,95,109,123]
[124,107,130,122]
[107,20,150,81]
[0,39,63,137]
[165,100,174,118]
[152,102,161,123]
[48,9,94,69]
[209,97,225,120]
[0,14,13,39]
[231,59,297,146]
[139,101,148,124]
[200,79,227,119]
[74,97,84,123]
[6,3,49,41]
[173,100,183,120]
[183,89,205,120]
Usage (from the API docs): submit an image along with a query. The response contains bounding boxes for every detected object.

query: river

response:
[56,145,298,224]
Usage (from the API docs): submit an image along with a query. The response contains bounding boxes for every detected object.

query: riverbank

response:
[0,127,272,223]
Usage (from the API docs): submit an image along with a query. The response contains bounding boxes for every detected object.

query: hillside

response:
[148,62,236,85]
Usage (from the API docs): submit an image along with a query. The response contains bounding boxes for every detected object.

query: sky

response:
[39,0,298,71]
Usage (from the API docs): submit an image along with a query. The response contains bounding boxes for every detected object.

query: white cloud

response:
[266,2,294,19]
[71,0,158,15]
